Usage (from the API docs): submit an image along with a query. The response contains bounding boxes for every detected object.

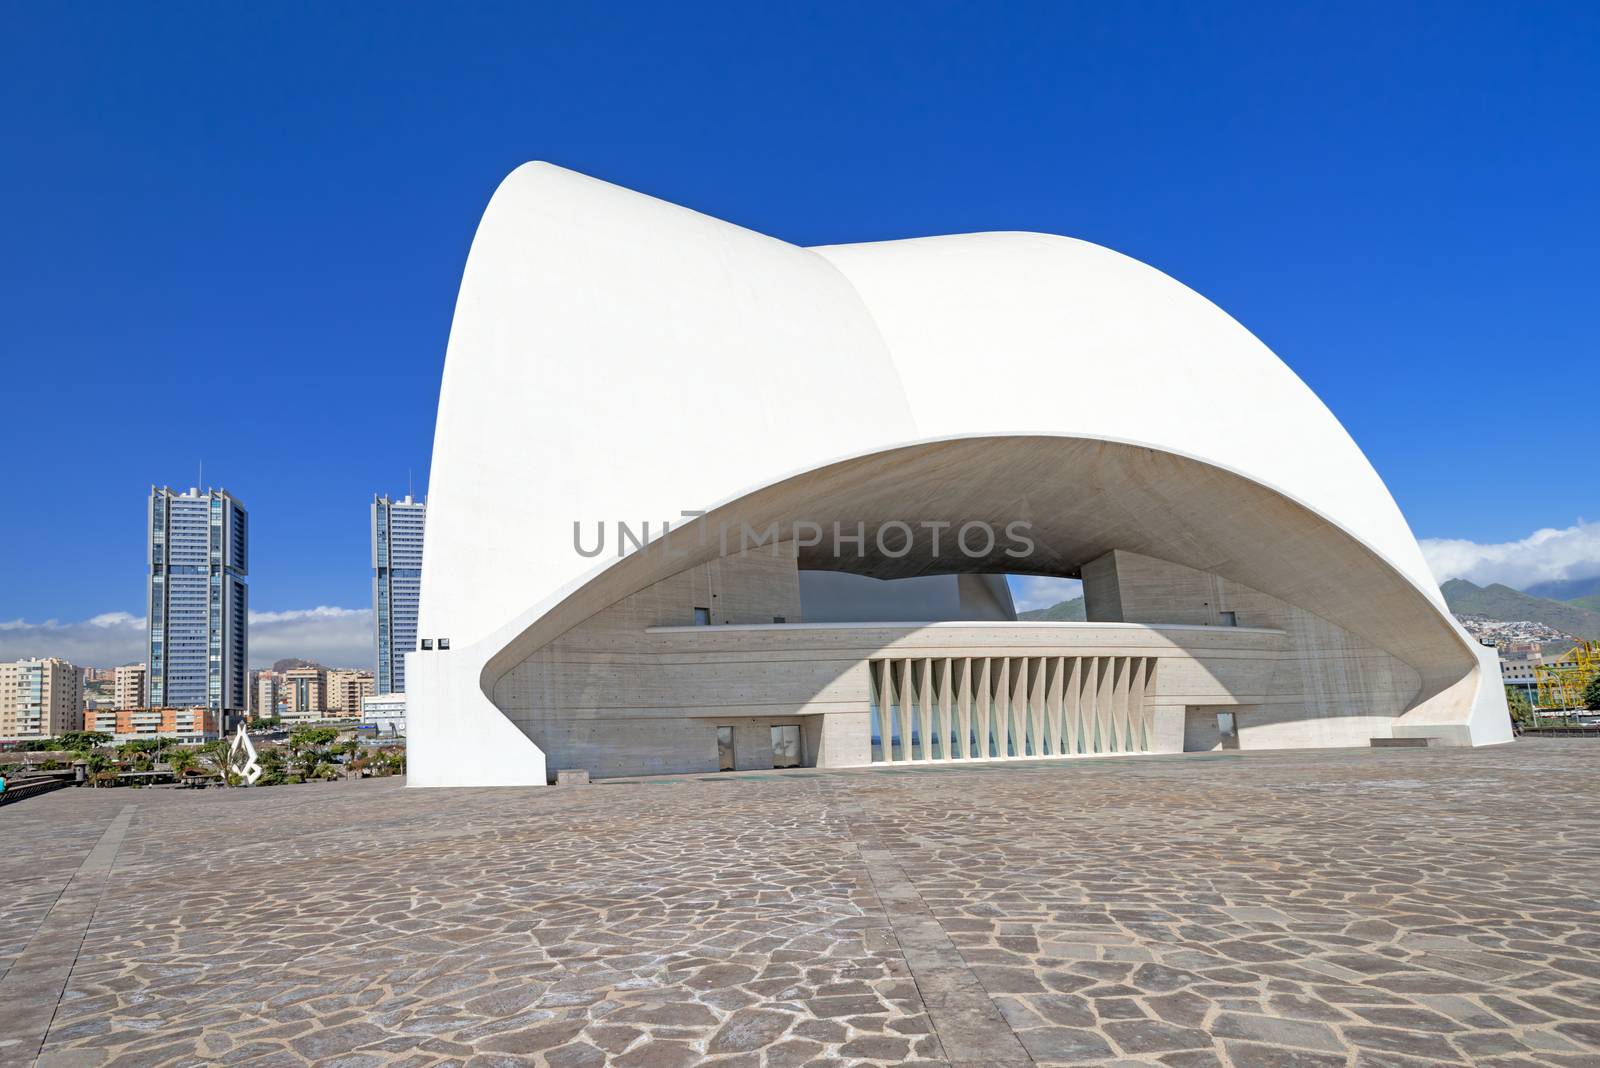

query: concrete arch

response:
[475,434,1478,711]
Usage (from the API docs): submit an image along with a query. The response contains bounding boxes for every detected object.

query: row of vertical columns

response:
[869,656,1156,763]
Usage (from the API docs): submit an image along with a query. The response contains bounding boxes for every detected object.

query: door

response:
[1217,711,1239,750]
[771,724,801,769]
[716,726,735,771]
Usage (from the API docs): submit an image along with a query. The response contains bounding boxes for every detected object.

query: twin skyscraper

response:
[145,486,425,729]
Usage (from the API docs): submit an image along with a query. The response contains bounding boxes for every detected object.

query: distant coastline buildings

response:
[3,481,426,743]
[147,487,249,729]
[247,665,375,724]
[372,494,425,694]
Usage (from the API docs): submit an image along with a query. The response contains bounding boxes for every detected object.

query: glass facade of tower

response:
[148,487,248,725]
[373,494,425,694]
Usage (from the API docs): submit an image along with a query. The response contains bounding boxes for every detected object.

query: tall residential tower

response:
[148,487,248,725]
[0,658,83,739]
[114,663,147,709]
[372,494,425,694]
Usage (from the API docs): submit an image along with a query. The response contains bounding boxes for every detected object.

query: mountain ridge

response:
[1019,596,1086,622]
[1523,576,1600,602]
[1441,579,1600,639]
[1015,583,1600,640]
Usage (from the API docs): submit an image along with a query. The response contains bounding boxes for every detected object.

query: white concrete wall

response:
[486,548,1352,778]
[1084,549,1425,742]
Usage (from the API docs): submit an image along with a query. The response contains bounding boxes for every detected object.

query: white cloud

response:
[1007,576,1084,612]
[0,606,373,671]
[1420,520,1600,590]
[249,606,365,625]
[0,614,148,667]
[247,606,372,669]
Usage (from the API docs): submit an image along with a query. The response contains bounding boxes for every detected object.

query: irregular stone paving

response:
[0,740,1597,1067]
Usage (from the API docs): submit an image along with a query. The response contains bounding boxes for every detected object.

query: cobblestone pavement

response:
[2,740,1598,1067]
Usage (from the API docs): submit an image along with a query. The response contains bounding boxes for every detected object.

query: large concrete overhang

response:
[479,434,1478,719]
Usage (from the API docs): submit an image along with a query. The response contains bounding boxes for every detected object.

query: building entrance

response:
[771,724,801,768]
[1216,711,1240,750]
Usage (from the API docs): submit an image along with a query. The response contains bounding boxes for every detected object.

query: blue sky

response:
[2,2,1597,664]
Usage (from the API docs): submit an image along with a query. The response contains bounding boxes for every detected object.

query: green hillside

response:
[1441,579,1600,639]
[1569,594,1600,614]
[1020,596,1086,622]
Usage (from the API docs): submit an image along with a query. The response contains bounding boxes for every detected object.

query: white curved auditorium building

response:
[407,163,1510,787]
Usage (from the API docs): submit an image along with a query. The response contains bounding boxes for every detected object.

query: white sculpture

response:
[228,722,263,786]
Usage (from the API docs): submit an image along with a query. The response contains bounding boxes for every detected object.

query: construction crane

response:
[1535,639,1600,710]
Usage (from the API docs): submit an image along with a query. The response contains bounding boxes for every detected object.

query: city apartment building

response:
[254,672,279,721]
[373,494,425,695]
[0,657,84,739]
[327,669,375,716]
[1500,645,1543,704]
[148,486,249,728]
[114,664,148,710]
[281,666,327,722]
[85,706,220,744]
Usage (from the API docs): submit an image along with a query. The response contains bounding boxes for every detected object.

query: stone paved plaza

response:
[2,741,1598,1068]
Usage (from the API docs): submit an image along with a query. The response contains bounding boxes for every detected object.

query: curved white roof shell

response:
[410,163,1508,786]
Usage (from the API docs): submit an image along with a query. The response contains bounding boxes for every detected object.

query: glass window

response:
[692,607,711,626]
[1217,711,1240,750]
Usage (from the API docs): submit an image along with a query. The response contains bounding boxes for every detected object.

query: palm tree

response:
[83,751,114,787]
[167,748,198,781]
[336,738,363,779]
[197,739,235,785]
[254,745,286,786]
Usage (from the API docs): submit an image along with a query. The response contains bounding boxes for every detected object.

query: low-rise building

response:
[1501,647,1543,705]
[361,693,406,737]
[85,706,221,744]
[0,657,84,740]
